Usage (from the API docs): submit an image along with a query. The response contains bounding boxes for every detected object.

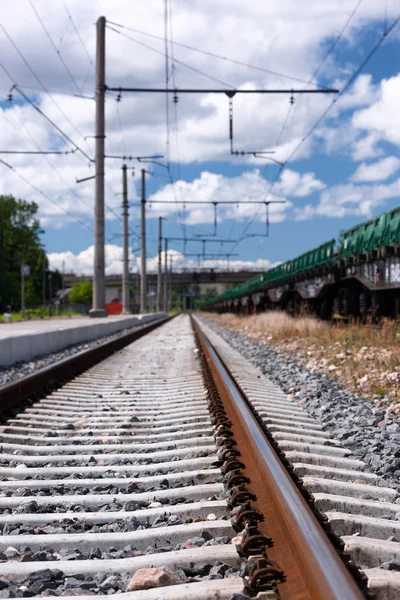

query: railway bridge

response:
[62,269,262,311]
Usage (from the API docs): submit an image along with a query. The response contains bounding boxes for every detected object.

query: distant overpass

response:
[62,270,263,310]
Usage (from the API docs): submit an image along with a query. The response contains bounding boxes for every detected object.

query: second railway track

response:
[0,314,398,599]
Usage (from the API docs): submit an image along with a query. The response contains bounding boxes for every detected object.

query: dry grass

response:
[212,311,326,342]
[204,311,400,409]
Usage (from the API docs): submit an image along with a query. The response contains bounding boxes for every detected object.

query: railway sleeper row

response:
[195,316,400,600]
[0,315,397,598]
[0,316,281,599]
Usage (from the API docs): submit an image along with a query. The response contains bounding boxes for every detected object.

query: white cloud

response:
[274,169,325,197]
[48,245,135,275]
[351,132,383,161]
[0,0,398,232]
[48,245,277,275]
[295,179,400,220]
[352,74,400,146]
[351,156,400,182]
[147,169,294,224]
[334,74,379,111]
[145,168,328,224]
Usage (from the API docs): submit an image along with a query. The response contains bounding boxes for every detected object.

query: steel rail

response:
[0,315,170,416]
[193,317,364,600]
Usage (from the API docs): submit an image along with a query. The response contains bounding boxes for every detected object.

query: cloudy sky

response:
[1,0,399,274]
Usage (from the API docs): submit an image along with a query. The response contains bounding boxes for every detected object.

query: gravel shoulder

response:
[200,316,400,490]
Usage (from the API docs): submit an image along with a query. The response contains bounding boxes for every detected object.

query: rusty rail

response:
[193,317,365,600]
[0,315,171,417]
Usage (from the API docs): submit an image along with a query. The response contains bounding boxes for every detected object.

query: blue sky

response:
[0,0,399,274]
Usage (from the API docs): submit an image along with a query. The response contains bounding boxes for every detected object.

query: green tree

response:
[0,195,47,310]
[69,280,92,304]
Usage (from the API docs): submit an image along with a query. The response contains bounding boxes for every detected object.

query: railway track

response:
[0,314,397,599]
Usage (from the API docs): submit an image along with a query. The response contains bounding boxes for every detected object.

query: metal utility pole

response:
[42,255,46,306]
[163,238,168,312]
[48,272,53,316]
[121,164,130,314]
[168,255,173,312]
[90,15,107,318]
[157,217,163,312]
[140,168,147,313]
[21,264,25,318]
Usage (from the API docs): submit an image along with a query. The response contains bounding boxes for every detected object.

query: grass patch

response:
[204,311,400,407]
[0,308,83,322]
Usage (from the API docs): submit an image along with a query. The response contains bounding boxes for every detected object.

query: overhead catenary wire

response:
[0,12,149,244]
[1,63,127,231]
[4,3,391,262]
[0,150,75,155]
[283,0,365,138]
[2,104,96,217]
[166,0,187,237]
[0,17,129,241]
[0,20,93,156]
[0,92,97,230]
[262,100,294,179]
[116,103,128,156]
[16,84,94,99]
[28,0,94,120]
[277,13,400,181]
[106,20,328,89]
[159,0,187,240]
[0,158,93,231]
[56,16,71,53]
[11,84,93,163]
[106,24,235,90]
[241,0,366,236]
[232,12,400,248]
[164,0,170,164]
[60,0,95,91]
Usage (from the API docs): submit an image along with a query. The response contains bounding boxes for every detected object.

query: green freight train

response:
[201,204,400,319]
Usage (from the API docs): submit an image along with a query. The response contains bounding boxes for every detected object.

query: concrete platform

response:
[0,314,165,367]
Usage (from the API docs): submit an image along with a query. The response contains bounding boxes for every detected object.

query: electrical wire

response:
[159,0,187,240]
[1,101,99,231]
[116,103,128,156]
[56,17,71,53]
[0,11,138,242]
[106,20,326,89]
[284,0,365,141]
[1,62,130,232]
[13,84,93,163]
[106,25,235,89]
[0,21,93,158]
[28,0,94,120]
[105,17,282,246]
[166,0,186,238]
[261,100,294,181]
[8,112,91,207]
[164,0,170,165]
[0,157,93,230]
[232,12,400,250]
[60,0,95,91]
[0,59,92,164]
[17,84,94,99]
[56,2,135,239]
[254,0,366,235]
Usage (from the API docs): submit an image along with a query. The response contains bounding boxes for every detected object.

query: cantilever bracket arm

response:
[76,175,96,184]
[228,98,278,160]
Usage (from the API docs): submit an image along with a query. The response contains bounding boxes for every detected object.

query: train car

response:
[202,205,400,319]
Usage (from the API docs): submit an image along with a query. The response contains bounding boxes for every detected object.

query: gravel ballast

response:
[0,324,154,387]
[201,317,400,490]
